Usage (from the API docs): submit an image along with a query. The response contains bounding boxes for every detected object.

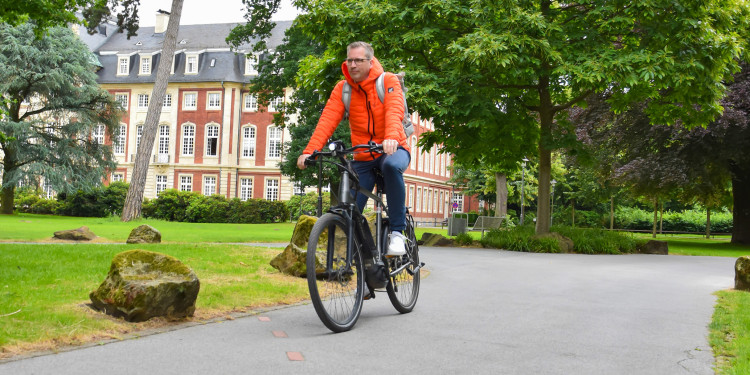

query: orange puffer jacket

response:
[303,57,411,161]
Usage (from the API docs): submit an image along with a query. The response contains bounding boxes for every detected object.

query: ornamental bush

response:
[143,190,288,224]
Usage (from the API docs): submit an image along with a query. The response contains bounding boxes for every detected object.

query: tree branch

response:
[552,89,595,112]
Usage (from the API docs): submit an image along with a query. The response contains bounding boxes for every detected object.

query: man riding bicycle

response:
[297,41,411,257]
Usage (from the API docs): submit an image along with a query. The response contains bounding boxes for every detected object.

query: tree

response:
[277,0,748,236]
[0,23,121,214]
[120,0,183,221]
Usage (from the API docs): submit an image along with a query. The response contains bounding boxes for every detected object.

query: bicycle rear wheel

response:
[386,217,420,313]
[307,213,364,332]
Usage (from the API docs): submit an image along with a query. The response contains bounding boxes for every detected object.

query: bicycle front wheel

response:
[306,213,364,332]
[386,217,420,313]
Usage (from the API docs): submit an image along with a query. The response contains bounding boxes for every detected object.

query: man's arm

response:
[299,80,347,168]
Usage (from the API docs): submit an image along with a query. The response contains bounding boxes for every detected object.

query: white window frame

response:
[452,193,464,213]
[156,175,168,196]
[408,185,414,209]
[162,93,172,108]
[417,187,422,213]
[244,94,258,112]
[267,126,282,159]
[439,191,444,214]
[265,178,279,201]
[137,94,149,111]
[186,55,198,74]
[245,53,259,76]
[207,92,221,110]
[242,126,256,158]
[112,173,124,182]
[115,93,128,110]
[140,55,151,75]
[410,136,417,170]
[180,175,193,192]
[114,124,126,154]
[182,124,195,155]
[268,96,284,112]
[240,178,253,201]
[93,124,105,145]
[158,125,170,155]
[203,176,217,196]
[205,124,219,157]
[117,57,129,75]
[136,125,143,152]
[183,92,197,110]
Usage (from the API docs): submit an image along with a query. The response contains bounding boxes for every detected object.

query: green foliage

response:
[15,183,125,217]
[144,189,289,224]
[286,192,331,219]
[710,290,750,374]
[481,225,636,254]
[453,232,474,246]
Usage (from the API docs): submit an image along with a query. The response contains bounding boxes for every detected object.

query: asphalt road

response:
[0,247,735,374]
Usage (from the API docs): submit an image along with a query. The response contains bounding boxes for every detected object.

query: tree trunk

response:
[121,0,184,222]
[731,165,750,244]
[706,207,711,240]
[495,172,507,218]
[652,198,658,238]
[610,196,614,230]
[1,185,14,214]
[659,201,664,234]
[535,79,553,235]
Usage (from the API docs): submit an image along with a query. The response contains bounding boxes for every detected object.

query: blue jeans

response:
[351,147,410,232]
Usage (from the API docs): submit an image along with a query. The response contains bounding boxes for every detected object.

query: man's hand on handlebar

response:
[297,153,312,170]
[382,139,398,155]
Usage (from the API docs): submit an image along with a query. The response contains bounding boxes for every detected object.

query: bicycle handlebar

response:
[304,141,383,166]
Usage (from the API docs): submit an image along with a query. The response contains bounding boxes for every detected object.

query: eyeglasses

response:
[346,58,370,65]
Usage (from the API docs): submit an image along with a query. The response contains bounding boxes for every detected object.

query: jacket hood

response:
[341,57,385,87]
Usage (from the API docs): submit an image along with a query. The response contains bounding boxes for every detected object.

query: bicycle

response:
[304,140,424,332]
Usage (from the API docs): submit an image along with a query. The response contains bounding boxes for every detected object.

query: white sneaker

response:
[387,231,407,257]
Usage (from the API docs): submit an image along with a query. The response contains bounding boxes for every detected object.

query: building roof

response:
[95,20,292,84]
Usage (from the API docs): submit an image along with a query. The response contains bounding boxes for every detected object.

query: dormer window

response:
[245,53,259,76]
[186,55,198,74]
[140,56,151,75]
[117,57,129,75]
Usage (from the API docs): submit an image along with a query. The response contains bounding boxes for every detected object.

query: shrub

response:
[185,194,230,223]
[30,198,59,214]
[453,232,474,246]
[144,189,199,222]
[287,192,331,219]
[13,187,41,213]
[481,225,636,254]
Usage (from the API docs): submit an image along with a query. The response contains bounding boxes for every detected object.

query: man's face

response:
[346,47,371,83]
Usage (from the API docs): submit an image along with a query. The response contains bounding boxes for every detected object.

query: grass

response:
[0,213,297,243]
[710,290,750,374]
[0,242,308,357]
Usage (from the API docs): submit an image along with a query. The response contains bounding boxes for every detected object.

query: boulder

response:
[271,215,318,277]
[53,226,97,241]
[89,250,200,322]
[127,224,162,244]
[639,240,669,255]
[532,232,575,253]
[735,256,750,291]
[420,233,454,247]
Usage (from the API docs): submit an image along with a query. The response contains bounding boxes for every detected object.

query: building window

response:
[112,173,124,182]
[182,124,194,155]
[427,189,432,213]
[180,175,192,192]
[245,54,258,75]
[118,57,129,75]
[140,56,151,74]
[410,136,417,170]
[422,188,427,213]
[43,181,55,199]
[240,178,253,201]
[137,94,149,110]
[293,181,304,196]
[267,126,282,159]
[452,193,463,213]
[156,175,168,196]
[136,125,143,151]
[439,191,444,214]
[163,94,172,108]
[92,124,105,145]
[265,178,279,201]
[207,92,221,109]
[186,55,198,74]
[417,187,422,213]
[204,176,216,196]
[206,124,219,156]
[242,126,256,158]
[183,92,197,110]
[268,96,283,112]
[408,186,414,210]
[244,94,258,112]
[114,125,126,154]
[425,148,431,175]
[158,125,169,155]
[115,93,128,109]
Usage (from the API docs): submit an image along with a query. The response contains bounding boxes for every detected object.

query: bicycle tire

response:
[386,217,420,313]
[306,213,365,332]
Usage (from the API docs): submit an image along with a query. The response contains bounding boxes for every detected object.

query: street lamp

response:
[550,179,557,226]
[520,157,529,225]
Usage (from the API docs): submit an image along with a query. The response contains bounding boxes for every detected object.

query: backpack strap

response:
[341,80,351,119]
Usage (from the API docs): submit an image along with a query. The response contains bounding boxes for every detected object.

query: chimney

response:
[155,9,170,33]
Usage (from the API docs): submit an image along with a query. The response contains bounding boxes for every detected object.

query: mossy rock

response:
[735,256,750,291]
[126,224,162,244]
[89,250,200,322]
[53,226,96,241]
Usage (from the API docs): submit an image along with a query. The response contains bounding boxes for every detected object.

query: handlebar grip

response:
[304,155,317,166]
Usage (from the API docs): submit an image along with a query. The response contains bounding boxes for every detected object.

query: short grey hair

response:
[347,41,374,59]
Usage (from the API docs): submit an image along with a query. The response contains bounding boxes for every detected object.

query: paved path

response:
[0,247,735,374]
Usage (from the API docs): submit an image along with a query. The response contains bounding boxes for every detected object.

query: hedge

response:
[551,206,733,233]
[142,189,289,224]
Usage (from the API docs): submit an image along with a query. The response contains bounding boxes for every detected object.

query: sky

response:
[138,0,301,26]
